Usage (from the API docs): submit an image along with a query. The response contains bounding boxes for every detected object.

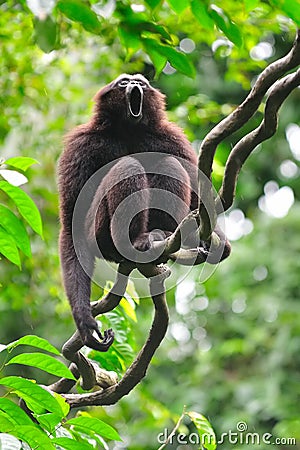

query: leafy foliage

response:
[8,0,296,78]
[0,336,121,448]
[7,353,75,379]
[0,157,42,268]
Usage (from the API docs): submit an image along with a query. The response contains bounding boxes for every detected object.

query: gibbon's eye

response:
[118,79,130,88]
[118,78,149,89]
[136,80,148,88]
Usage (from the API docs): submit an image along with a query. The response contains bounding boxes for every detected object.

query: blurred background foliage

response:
[0,0,300,448]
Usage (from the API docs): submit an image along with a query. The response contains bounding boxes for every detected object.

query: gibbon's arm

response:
[58,133,114,351]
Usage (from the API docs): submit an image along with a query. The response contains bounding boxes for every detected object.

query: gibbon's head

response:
[93,74,166,127]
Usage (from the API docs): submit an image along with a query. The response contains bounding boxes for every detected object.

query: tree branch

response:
[198,29,300,237]
[217,68,300,212]
[61,264,170,407]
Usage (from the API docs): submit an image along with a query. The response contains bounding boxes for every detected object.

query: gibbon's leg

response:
[87,156,150,262]
[148,155,191,234]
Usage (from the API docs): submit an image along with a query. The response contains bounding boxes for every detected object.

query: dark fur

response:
[58,74,225,351]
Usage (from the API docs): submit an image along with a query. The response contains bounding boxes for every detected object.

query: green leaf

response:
[209,5,243,47]
[111,342,134,368]
[12,425,56,450]
[33,16,58,53]
[66,416,121,441]
[144,0,161,9]
[53,392,70,417]
[57,0,102,34]
[244,0,260,11]
[0,377,63,416]
[0,398,33,426]
[0,226,21,268]
[7,353,76,380]
[118,26,140,55]
[92,348,123,373]
[166,0,189,14]
[52,437,95,450]
[120,297,137,322]
[190,0,214,29]
[142,38,195,77]
[187,411,217,450]
[36,412,64,433]
[156,46,195,77]
[0,205,31,257]
[35,396,69,432]
[141,22,172,42]
[0,181,43,237]
[5,157,39,172]
[5,335,60,355]
[0,417,14,433]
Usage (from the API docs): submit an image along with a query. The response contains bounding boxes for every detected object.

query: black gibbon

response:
[58,74,230,351]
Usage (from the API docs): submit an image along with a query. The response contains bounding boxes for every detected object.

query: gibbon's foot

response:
[169,246,209,266]
[79,317,114,352]
[200,231,231,264]
[133,233,152,252]
[134,230,170,251]
[133,230,170,263]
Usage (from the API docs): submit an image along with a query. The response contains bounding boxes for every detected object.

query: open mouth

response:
[126,84,143,119]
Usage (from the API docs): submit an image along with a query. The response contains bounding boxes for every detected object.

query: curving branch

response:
[217,68,300,212]
[199,29,300,178]
[61,264,170,407]
[198,29,300,238]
